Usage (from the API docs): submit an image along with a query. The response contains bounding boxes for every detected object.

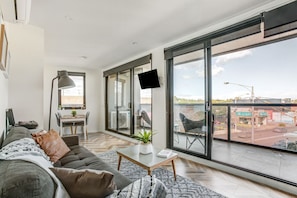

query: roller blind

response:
[164,16,261,60]
[103,54,151,77]
[263,1,297,37]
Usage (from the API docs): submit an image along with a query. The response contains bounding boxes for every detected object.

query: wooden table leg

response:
[171,160,177,181]
[117,156,122,171]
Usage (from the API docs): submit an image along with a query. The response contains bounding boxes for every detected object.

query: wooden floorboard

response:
[79,132,295,198]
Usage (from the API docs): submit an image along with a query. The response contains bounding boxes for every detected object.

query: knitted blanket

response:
[0,138,70,198]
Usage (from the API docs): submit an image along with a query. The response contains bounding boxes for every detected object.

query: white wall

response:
[0,11,8,137]
[6,23,44,129]
[43,65,101,134]
[0,65,8,136]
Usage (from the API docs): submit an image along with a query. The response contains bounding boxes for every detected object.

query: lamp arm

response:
[48,76,59,130]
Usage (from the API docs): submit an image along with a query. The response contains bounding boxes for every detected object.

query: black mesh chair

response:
[179,113,206,150]
[140,110,151,128]
[55,113,74,135]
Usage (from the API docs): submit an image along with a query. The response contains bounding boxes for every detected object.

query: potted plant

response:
[71,110,77,117]
[134,129,155,154]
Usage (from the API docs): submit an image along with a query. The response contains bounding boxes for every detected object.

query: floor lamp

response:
[48,70,75,130]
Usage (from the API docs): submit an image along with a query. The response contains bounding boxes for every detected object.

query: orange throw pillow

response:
[32,129,70,163]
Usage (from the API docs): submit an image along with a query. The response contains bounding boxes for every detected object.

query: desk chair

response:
[179,113,205,150]
[55,113,75,135]
[74,111,90,139]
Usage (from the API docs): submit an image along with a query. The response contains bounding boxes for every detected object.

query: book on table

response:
[157,149,173,158]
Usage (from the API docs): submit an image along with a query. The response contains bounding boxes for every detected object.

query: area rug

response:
[98,151,226,198]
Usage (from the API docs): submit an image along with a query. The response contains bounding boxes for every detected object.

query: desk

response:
[60,115,87,140]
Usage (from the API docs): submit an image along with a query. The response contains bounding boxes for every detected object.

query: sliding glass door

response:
[134,64,152,133]
[105,55,152,137]
[107,74,117,130]
[170,47,211,157]
[166,3,297,184]
[107,70,131,135]
[117,70,131,135]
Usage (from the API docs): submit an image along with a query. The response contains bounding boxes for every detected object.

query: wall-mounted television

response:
[138,69,160,89]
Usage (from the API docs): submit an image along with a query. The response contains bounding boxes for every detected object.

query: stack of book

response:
[157,149,173,158]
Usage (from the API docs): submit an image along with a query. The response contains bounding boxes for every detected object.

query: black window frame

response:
[58,71,86,110]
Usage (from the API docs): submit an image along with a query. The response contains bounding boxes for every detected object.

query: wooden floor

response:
[80,132,295,198]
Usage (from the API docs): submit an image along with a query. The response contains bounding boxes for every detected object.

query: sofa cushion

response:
[50,167,116,198]
[54,145,132,190]
[2,127,32,147]
[0,160,56,198]
[32,130,70,163]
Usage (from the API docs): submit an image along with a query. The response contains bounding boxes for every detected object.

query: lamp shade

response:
[58,70,75,89]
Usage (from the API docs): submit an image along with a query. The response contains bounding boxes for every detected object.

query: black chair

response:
[6,108,38,130]
[179,113,206,150]
[55,113,74,135]
[140,110,151,128]
[6,108,16,134]
[73,111,90,139]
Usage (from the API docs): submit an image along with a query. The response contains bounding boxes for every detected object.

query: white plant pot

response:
[140,143,153,154]
[131,144,140,155]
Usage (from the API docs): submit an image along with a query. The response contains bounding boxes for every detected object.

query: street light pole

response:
[251,86,255,143]
[224,82,255,143]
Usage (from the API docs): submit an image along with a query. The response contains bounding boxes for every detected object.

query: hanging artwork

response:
[3,50,10,78]
[0,24,8,71]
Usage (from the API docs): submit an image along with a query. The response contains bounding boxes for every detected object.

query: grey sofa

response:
[0,127,132,198]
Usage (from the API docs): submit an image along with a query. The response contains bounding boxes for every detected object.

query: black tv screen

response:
[138,69,160,89]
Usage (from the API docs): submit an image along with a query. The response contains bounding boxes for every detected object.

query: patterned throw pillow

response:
[107,175,167,198]
[32,129,70,163]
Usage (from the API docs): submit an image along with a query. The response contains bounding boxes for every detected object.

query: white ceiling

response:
[0,0,288,69]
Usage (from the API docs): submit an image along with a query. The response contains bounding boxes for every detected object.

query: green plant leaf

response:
[133,129,156,143]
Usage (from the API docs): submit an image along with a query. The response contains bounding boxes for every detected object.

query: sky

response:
[174,36,297,101]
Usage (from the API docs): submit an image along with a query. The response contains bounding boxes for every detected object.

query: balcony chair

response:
[73,111,90,139]
[55,112,75,135]
[140,110,151,129]
[179,113,206,150]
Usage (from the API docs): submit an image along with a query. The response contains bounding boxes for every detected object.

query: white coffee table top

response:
[116,145,177,168]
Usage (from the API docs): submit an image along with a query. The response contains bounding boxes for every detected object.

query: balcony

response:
[173,103,297,185]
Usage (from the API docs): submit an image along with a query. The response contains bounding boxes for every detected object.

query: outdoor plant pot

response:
[140,143,153,154]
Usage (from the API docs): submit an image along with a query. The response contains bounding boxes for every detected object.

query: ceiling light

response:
[64,15,73,21]
[80,56,87,60]
[14,0,31,24]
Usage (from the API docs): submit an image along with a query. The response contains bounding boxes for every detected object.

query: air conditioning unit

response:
[111,111,130,129]
[14,0,31,24]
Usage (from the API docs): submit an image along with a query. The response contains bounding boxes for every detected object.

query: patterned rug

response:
[98,151,226,198]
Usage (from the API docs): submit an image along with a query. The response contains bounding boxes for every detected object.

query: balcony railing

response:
[175,103,297,153]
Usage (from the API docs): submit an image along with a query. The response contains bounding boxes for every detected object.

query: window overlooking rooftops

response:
[58,72,86,109]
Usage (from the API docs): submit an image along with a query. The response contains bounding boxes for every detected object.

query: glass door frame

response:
[104,55,152,137]
[166,41,214,160]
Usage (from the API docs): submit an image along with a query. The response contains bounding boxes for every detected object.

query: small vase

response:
[140,143,153,154]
